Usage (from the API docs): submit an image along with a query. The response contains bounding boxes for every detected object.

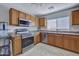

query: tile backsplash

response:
[8,25,38,33]
[71,25,79,32]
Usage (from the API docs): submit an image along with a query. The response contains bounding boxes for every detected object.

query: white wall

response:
[0,5,9,22]
[41,6,79,19]
[44,10,70,19]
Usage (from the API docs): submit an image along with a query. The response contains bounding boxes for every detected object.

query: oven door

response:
[22,36,34,48]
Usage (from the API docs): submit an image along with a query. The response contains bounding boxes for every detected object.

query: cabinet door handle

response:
[57,38,63,41]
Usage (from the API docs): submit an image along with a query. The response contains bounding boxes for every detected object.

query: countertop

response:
[38,30,79,35]
[1,29,79,38]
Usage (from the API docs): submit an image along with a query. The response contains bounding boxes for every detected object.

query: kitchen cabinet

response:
[36,18,46,28]
[47,33,55,45]
[63,35,74,50]
[9,8,38,26]
[11,35,22,56]
[36,18,40,27]
[35,17,38,26]
[19,11,26,19]
[40,32,79,53]
[47,33,64,47]
[63,35,79,53]
[72,10,79,25]
[55,34,64,48]
[34,32,41,44]
[38,18,46,28]
[26,14,31,20]
[9,8,19,25]
[30,15,36,24]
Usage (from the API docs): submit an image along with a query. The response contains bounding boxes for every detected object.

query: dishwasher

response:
[42,33,48,44]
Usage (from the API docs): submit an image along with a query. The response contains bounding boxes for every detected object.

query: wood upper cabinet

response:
[12,36,22,56]
[72,10,79,25]
[35,17,39,26]
[55,34,64,48]
[9,8,19,25]
[63,35,79,53]
[9,8,37,26]
[19,11,26,19]
[47,33,55,45]
[34,32,41,44]
[39,18,46,27]
[26,14,31,20]
[36,18,40,27]
[30,15,36,23]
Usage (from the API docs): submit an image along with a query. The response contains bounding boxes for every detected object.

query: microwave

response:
[19,19,30,27]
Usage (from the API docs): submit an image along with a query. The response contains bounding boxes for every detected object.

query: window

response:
[47,19,56,30]
[57,16,70,30]
[47,16,70,30]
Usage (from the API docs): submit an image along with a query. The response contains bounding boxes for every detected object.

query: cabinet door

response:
[47,34,55,45]
[26,14,31,20]
[39,18,46,27]
[9,8,19,25]
[12,36,22,55]
[72,10,79,25]
[30,15,36,23]
[63,35,79,53]
[35,17,39,26]
[71,35,79,52]
[64,35,75,50]
[55,34,64,48]
[19,11,26,19]
[34,32,41,44]
[36,18,40,27]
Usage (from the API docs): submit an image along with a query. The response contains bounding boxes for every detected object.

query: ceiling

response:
[0,3,78,16]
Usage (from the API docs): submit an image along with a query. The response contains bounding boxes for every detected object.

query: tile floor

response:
[19,43,79,56]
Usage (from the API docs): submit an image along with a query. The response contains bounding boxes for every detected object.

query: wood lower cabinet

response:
[74,38,79,52]
[47,33,79,53]
[47,34,64,47]
[63,35,79,53]
[12,36,22,56]
[34,32,41,44]
[9,8,19,25]
[55,34,64,48]
[63,35,74,50]
[47,33,55,45]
